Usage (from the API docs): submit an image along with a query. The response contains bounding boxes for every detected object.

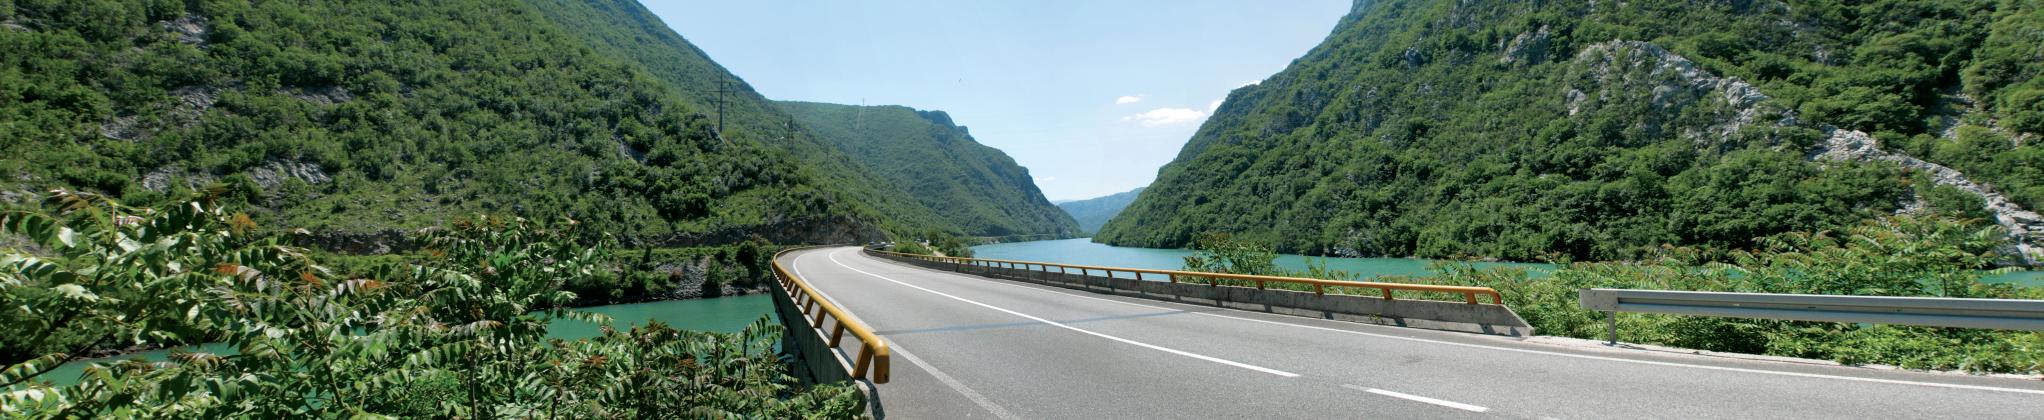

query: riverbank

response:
[974,238,2044,287]
[984,218,2044,374]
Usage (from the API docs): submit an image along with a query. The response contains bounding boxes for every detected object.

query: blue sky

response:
[643,0,1352,201]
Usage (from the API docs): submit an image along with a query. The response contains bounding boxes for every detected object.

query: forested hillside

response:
[518,0,986,240]
[1099,0,2044,263]
[0,0,1000,249]
[1059,187,1145,235]
[778,101,1080,238]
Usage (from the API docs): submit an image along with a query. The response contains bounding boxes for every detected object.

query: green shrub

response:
[0,193,863,417]
[1424,216,2043,373]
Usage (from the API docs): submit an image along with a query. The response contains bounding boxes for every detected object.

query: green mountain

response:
[517,0,977,240]
[1099,0,2044,262]
[777,101,1080,238]
[0,0,1007,250]
[1059,187,1145,235]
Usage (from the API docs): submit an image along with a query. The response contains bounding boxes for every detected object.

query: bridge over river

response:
[774,247,2044,419]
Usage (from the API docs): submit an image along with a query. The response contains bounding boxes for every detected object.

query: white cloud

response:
[1114,95,1145,105]
[1034,176,1058,184]
[1121,107,1207,127]
[1207,99,1224,113]
[1238,80,1261,88]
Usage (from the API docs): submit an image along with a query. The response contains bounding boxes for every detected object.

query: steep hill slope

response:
[1099,0,2044,263]
[0,0,905,249]
[1059,187,1145,235]
[777,101,1079,238]
[518,0,972,238]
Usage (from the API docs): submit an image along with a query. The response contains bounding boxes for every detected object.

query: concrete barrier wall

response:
[869,250,1534,337]
[769,279,855,385]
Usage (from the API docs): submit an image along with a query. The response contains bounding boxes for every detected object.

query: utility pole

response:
[711,79,729,134]
[692,79,734,136]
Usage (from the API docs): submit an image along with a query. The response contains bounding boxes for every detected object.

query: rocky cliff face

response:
[1579,41,2043,266]
[1815,130,2044,265]
[1103,0,2042,264]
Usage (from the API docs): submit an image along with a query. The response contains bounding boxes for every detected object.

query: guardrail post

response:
[1314,284,1324,296]
[1381,288,1394,300]
[1168,274,1178,284]
[1604,311,1617,346]
[852,349,873,380]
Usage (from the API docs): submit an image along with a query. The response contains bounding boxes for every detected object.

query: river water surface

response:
[972,238,2044,286]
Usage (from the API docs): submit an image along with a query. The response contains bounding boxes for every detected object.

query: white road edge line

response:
[892,345,1023,420]
[792,251,1021,420]
[1343,384,1490,413]
[868,250,2044,396]
[825,250,1301,378]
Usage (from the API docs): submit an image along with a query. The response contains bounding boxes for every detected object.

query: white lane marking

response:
[793,249,1021,419]
[866,253,2044,397]
[825,250,1301,378]
[892,346,1022,420]
[1344,384,1490,412]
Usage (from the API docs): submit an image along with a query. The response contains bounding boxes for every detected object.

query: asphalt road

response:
[781,247,2044,419]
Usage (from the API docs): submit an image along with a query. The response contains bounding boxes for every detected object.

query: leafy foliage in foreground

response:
[1194,216,2042,373]
[0,194,862,417]
[1101,0,2044,261]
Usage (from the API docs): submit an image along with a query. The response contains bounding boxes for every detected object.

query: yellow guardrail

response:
[872,249,1503,305]
[772,247,890,383]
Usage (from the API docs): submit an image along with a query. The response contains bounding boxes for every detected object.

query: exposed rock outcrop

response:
[1812,129,2044,265]
[1570,41,1780,143]
[100,86,217,141]
[247,160,331,190]
[1500,25,1551,65]
[289,86,353,105]
[1578,40,2042,265]
[159,14,207,45]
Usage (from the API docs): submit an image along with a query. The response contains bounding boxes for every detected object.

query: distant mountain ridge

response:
[1059,187,1146,235]
[777,101,1081,238]
[1100,0,2044,263]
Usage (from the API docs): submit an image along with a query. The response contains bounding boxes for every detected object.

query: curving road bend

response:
[781,247,2044,419]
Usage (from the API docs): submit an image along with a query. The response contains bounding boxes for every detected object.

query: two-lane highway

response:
[782,247,2044,419]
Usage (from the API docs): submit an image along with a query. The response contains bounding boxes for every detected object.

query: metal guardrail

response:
[1579,288,2044,345]
[873,250,1503,305]
[772,247,889,383]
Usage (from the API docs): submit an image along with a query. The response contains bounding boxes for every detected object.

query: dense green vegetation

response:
[778,101,1079,238]
[0,193,862,417]
[886,233,975,258]
[0,0,886,245]
[1057,187,1145,235]
[1182,217,2043,373]
[520,0,1049,239]
[0,0,1072,252]
[1101,0,2044,262]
